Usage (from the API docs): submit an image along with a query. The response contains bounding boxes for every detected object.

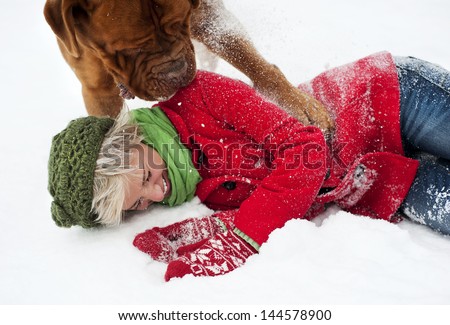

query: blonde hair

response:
[91,108,143,226]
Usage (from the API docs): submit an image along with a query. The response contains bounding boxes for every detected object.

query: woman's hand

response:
[133,211,237,263]
[164,230,257,281]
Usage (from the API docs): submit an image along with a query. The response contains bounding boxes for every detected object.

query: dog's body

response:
[44,0,333,131]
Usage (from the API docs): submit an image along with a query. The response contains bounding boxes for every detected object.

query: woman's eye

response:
[137,197,144,209]
[145,171,152,183]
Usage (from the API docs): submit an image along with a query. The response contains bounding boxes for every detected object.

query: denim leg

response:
[395,56,450,160]
[400,154,450,235]
[395,57,450,234]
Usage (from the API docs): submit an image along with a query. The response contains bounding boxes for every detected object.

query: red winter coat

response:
[157,52,419,246]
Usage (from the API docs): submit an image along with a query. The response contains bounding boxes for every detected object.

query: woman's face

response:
[122,143,171,211]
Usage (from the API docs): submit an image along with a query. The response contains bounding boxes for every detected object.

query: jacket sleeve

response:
[165,71,328,247]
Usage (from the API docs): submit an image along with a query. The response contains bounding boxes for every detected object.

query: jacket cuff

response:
[213,217,228,232]
[233,228,261,252]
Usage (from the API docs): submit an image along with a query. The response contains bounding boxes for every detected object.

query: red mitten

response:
[173,210,238,256]
[133,229,177,263]
[212,210,236,230]
[164,231,257,281]
[133,213,235,263]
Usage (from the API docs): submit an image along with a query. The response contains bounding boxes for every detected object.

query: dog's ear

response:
[190,0,201,9]
[44,0,92,58]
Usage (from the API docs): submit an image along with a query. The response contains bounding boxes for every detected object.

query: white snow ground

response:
[1,0,450,305]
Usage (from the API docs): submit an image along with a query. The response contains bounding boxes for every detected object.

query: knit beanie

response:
[48,116,114,228]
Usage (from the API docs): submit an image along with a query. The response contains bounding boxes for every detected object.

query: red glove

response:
[164,230,257,281]
[133,211,236,263]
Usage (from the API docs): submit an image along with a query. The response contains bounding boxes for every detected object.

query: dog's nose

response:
[142,55,196,100]
[168,59,187,73]
[164,59,188,80]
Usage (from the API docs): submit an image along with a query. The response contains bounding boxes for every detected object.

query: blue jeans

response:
[395,56,450,235]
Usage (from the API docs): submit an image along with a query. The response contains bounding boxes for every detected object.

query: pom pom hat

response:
[48,116,114,228]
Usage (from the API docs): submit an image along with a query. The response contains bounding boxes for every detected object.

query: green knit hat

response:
[48,116,114,228]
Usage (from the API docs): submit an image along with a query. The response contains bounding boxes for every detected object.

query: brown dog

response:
[44,0,333,131]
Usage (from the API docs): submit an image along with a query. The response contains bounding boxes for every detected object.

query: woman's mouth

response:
[162,171,171,197]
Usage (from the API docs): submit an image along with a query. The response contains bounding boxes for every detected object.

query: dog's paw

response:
[298,91,335,135]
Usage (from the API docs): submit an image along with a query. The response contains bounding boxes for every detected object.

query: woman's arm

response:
[161,71,328,247]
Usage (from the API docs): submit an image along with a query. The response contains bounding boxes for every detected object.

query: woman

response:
[48,52,450,281]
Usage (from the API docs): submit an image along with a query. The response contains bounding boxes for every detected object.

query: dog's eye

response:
[151,1,164,16]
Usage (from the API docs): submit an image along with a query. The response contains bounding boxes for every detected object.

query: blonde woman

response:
[49,52,450,280]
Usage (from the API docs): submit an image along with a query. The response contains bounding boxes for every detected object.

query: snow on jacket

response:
[157,52,419,246]
[299,52,418,221]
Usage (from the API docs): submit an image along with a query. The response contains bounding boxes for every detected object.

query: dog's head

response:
[44,0,200,101]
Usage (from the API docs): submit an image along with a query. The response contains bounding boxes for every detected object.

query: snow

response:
[1,0,450,306]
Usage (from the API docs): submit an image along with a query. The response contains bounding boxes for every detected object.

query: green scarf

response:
[131,107,202,206]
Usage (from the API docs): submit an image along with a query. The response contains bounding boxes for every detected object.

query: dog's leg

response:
[191,0,334,133]
[59,41,123,117]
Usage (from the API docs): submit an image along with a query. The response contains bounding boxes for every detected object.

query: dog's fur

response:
[44,0,333,131]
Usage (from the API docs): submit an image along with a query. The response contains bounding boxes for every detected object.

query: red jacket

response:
[158,52,419,246]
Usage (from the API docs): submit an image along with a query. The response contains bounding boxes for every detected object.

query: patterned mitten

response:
[133,211,236,263]
[164,230,257,281]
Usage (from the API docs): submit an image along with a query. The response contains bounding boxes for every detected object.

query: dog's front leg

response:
[191,0,334,133]
[59,41,123,118]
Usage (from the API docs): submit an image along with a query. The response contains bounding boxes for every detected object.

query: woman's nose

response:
[143,181,165,204]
